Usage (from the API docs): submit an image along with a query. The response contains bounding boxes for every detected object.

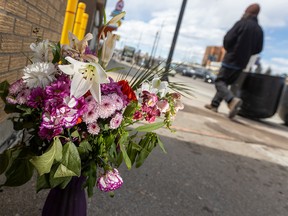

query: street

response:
[1,60,288,216]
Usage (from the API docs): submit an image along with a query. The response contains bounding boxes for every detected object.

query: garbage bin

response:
[238,73,285,119]
[278,85,288,125]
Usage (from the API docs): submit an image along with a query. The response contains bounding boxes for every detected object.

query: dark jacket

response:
[222,16,263,69]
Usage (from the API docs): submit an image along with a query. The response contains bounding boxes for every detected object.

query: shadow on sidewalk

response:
[1,135,288,216]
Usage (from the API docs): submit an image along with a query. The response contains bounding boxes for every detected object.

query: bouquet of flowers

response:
[0,12,185,199]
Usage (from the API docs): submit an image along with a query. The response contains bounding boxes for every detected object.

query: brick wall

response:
[0,0,67,122]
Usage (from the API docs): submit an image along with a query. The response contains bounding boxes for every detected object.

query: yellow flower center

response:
[80,64,96,81]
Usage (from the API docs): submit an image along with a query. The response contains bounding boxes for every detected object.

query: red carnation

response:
[118,80,137,101]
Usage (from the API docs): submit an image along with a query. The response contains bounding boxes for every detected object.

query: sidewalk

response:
[158,75,288,167]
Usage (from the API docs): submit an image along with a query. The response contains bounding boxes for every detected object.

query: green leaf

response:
[126,141,141,166]
[4,104,19,114]
[106,67,125,72]
[36,174,50,192]
[135,122,165,132]
[119,132,131,169]
[157,135,167,153]
[49,164,72,188]
[83,160,97,197]
[58,177,72,189]
[54,142,81,178]
[0,80,9,102]
[135,133,158,168]
[30,137,63,176]
[52,42,61,64]
[3,150,34,187]
[123,102,138,118]
[78,140,92,156]
[0,151,10,175]
[71,130,80,138]
[54,164,77,177]
[135,148,150,168]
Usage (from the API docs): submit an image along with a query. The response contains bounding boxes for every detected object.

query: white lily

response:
[58,57,109,103]
[101,31,118,68]
[30,39,50,63]
[151,76,168,97]
[62,32,98,62]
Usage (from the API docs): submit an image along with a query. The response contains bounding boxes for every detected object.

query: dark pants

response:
[211,66,242,108]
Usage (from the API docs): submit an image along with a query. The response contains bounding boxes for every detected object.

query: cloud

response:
[106,0,288,73]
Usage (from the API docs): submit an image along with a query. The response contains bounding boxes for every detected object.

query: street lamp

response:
[162,0,187,81]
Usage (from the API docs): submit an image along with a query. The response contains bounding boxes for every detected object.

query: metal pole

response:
[147,31,159,67]
[162,0,187,81]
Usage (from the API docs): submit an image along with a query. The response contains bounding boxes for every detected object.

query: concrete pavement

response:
[1,60,288,215]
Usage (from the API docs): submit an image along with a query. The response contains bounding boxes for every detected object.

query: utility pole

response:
[162,0,187,81]
[147,31,159,67]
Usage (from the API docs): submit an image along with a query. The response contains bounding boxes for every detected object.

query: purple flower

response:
[101,78,129,106]
[83,95,99,123]
[38,125,63,140]
[83,108,99,123]
[111,93,124,110]
[16,89,31,105]
[98,95,117,118]
[87,122,100,135]
[97,169,123,192]
[45,79,70,98]
[109,112,123,129]
[6,96,17,104]
[8,79,26,95]
[27,87,45,108]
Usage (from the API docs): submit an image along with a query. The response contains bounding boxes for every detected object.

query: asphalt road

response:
[1,60,288,216]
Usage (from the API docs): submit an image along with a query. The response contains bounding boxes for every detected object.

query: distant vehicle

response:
[204,70,217,83]
[194,68,209,79]
[180,67,196,77]
[121,46,135,62]
[157,62,177,77]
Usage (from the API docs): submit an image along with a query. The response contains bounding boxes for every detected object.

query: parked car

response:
[193,68,207,79]
[181,67,195,77]
[204,70,217,83]
[157,62,177,77]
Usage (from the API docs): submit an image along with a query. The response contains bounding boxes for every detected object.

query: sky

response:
[105,0,288,75]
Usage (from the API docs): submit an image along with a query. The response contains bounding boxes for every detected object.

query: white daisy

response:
[22,62,56,88]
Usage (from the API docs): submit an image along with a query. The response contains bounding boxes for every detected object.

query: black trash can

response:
[238,73,285,119]
[278,84,288,125]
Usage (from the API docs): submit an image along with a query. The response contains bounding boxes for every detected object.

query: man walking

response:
[205,3,264,118]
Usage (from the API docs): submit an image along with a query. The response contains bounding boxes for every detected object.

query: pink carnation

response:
[97,169,123,192]
[109,113,123,129]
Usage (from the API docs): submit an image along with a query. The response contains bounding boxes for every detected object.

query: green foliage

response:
[118,131,131,169]
[82,160,97,197]
[0,80,9,102]
[36,174,50,192]
[51,42,62,64]
[135,122,165,132]
[30,137,63,176]
[1,149,34,187]
[54,141,81,178]
[49,164,72,189]
[0,151,10,175]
